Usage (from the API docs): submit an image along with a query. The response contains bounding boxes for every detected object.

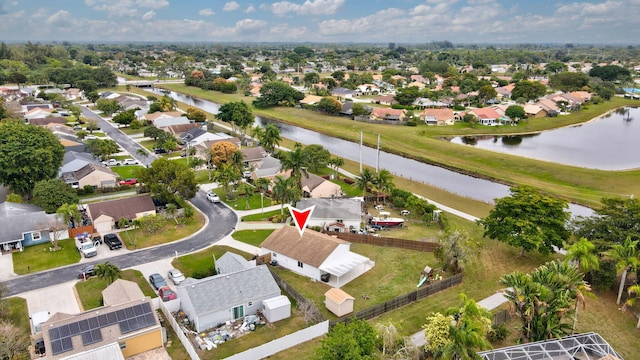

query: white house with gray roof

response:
[215,252,254,275]
[296,198,362,232]
[0,202,67,252]
[176,264,281,332]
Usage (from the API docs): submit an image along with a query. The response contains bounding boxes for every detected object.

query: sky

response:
[1,0,639,44]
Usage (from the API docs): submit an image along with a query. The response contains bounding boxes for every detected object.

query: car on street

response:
[153,148,167,154]
[103,233,123,250]
[85,135,98,140]
[102,159,122,166]
[149,273,167,290]
[168,268,185,285]
[73,125,83,130]
[118,178,137,186]
[122,158,139,165]
[206,192,220,203]
[158,286,177,301]
[78,264,95,279]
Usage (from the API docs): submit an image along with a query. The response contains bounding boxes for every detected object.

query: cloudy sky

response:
[1,0,639,44]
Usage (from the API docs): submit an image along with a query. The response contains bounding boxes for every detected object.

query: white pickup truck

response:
[75,233,98,258]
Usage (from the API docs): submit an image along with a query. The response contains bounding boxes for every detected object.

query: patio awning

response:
[320,252,370,277]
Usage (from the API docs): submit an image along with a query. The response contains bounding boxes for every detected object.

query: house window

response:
[337,219,343,223]
[297,261,303,268]
[119,342,126,349]
[247,301,253,307]
[32,232,41,241]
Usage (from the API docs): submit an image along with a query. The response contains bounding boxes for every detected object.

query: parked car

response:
[153,148,167,154]
[400,210,410,216]
[122,158,139,165]
[91,233,102,244]
[73,125,83,130]
[158,286,177,301]
[149,273,167,290]
[78,264,95,279]
[168,268,185,285]
[102,159,122,166]
[369,225,384,231]
[118,178,137,186]
[103,233,123,250]
[85,135,98,140]
[206,192,220,203]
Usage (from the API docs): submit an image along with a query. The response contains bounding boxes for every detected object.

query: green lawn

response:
[75,269,157,310]
[119,126,148,135]
[4,297,30,334]
[12,238,81,275]
[218,188,276,211]
[110,165,144,179]
[231,229,274,247]
[241,209,282,221]
[171,245,253,279]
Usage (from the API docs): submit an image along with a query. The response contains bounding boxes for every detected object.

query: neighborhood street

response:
[3,189,237,296]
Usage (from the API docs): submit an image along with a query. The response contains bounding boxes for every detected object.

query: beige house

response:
[324,288,355,317]
[523,104,548,118]
[61,164,118,189]
[369,107,407,121]
[301,173,342,198]
[421,108,455,126]
[87,195,156,233]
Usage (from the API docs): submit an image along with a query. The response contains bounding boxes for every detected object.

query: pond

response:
[448,107,640,170]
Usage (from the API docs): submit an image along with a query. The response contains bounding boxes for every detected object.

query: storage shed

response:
[262,295,291,323]
[324,288,355,317]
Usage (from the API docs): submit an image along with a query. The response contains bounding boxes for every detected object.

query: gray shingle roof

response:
[0,202,51,244]
[180,265,280,316]
[296,198,361,221]
[216,252,253,275]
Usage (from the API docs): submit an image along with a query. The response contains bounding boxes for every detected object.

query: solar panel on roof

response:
[141,302,152,313]
[68,321,80,336]
[78,319,89,332]
[88,316,99,329]
[107,312,117,325]
[98,314,108,327]
[125,307,135,318]
[51,340,62,355]
[134,304,144,316]
[116,309,126,321]
[81,328,102,346]
[58,324,70,338]
[144,313,156,326]
[49,327,60,341]
[119,320,130,333]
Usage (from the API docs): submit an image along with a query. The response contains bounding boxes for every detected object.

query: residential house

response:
[240,146,268,168]
[163,123,200,137]
[176,264,281,332]
[299,95,323,106]
[299,173,342,199]
[372,95,397,106]
[23,107,55,121]
[101,279,144,306]
[183,130,238,148]
[99,91,120,100]
[86,195,156,233]
[536,98,560,117]
[523,104,548,118]
[21,103,53,114]
[60,151,101,175]
[60,163,118,189]
[413,98,450,109]
[144,111,189,128]
[410,74,428,84]
[421,108,455,126]
[193,136,242,161]
[0,87,26,101]
[40,293,161,359]
[331,87,357,100]
[251,156,283,181]
[28,116,66,127]
[495,84,515,99]
[570,91,592,103]
[391,75,407,85]
[63,88,82,101]
[369,107,407,121]
[469,107,503,126]
[296,198,362,233]
[215,252,255,275]
[261,226,375,288]
[407,81,426,90]
[324,288,355,317]
[355,84,380,95]
[0,202,67,251]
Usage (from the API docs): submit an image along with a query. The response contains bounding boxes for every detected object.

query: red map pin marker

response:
[288,205,315,236]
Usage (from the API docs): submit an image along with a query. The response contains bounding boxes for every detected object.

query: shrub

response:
[83,185,95,195]
[406,119,418,126]
[487,323,509,343]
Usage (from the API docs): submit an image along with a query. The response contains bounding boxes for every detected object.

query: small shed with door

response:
[261,295,291,323]
[324,288,355,317]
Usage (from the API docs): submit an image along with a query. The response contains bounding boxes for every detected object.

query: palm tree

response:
[607,236,639,305]
[623,284,640,328]
[328,157,344,179]
[279,143,309,193]
[354,168,375,197]
[239,182,254,208]
[56,203,80,228]
[565,237,600,274]
[165,203,179,224]
[214,163,241,199]
[260,124,282,153]
[271,176,299,215]
[136,148,149,158]
[94,262,121,284]
[373,169,394,203]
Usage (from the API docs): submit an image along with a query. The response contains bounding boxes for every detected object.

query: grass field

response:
[12,238,81,274]
[241,209,281,221]
[231,229,274,247]
[170,245,253,279]
[110,165,144,180]
[75,269,157,310]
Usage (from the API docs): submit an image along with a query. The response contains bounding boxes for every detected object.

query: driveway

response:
[3,190,237,296]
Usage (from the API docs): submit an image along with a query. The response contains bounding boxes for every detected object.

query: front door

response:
[232,305,244,319]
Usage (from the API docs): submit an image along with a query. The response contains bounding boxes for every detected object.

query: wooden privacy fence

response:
[324,231,441,252]
[330,273,463,327]
[491,309,513,325]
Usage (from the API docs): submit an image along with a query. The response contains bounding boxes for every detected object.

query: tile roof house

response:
[372,95,398,106]
[536,98,560,116]
[261,226,375,288]
[60,163,118,189]
[298,173,342,199]
[299,94,323,106]
[28,116,67,126]
[523,104,548,118]
[469,107,503,126]
[86,195,156,233]
[163,123,200,137]
[495,84,515,98]
[369,107,407,121]
[296,198,362,233]
[40,293,161,359]
[0,202,66,251]
[176,264,281,332]
[331,87,357,99]
[421,108,455,126]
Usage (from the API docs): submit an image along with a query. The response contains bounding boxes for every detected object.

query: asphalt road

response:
[81,106,157,167]
[3,185,237,297]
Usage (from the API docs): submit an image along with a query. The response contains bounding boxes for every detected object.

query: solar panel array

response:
[48,302,155,355]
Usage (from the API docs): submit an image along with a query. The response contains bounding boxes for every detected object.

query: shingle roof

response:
[240,147,266,162]
[180,265,280,316]
[102,279,145,307]
[261,226,348,268]
[73,163,116,181]
[296,198,361,221]
[216,252,253,275]
[0,202,52,244]
[87,195,155,221]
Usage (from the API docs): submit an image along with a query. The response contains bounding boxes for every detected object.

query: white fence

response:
[223,320,329,360]
[158,300,200,360]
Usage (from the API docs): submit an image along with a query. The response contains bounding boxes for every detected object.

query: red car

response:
[158,286,177,302]
[119,178,137,186]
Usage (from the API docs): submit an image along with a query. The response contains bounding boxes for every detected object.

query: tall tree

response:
[328,157,345,179]
[565,237,600,274]
[279,143,310,193]
[94,262,121,285]
[373,169,395,199]
[0,122,65,196]
[271,175,299,214]
[622,284,640,328]
[511,80,547,101]
[0,321,29,360]
[571,197,640,251]
[606,237,639,305]
[32,179,78,213]
[259,123,281,153]
[479,185,570,256]
[315,319,378,360]
[138,158,198,204]
[84,138,120,161]
[216,101,254,140]
[56,203,80,229]
[301,144,330,172]
[436,229,480,273]
[355,168,375,197]
[112,109,136,127]
[253,81,304,108]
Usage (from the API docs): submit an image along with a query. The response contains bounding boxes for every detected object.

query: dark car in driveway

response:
[149,273,167,290]
[78,264,95,279]
[103,233,123,250]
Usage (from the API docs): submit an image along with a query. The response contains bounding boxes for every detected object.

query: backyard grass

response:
[4,297,30,334]
[118,205,205,250]
[12,238,81,275]
[241,209,282,221]
[219,189,276,211]
[119,126,148,135]
[231,229,274,247]
[171,245,253,279]
[75,269,157,310]
[109,165,143,180]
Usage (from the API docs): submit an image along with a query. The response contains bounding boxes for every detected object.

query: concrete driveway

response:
[21,280,80,333]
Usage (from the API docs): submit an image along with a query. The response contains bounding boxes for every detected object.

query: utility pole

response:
[359,130,363,173]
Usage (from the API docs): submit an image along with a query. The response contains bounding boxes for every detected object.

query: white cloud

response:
[84,0,169,18]
[265,0,345,17]
[198,8,215,16]
[223,1,241,11]
[46,10,74,26]
[246,5,256,13]
[142,10,155,20]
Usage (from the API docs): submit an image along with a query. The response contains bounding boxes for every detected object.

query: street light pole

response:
[261,192,264,214]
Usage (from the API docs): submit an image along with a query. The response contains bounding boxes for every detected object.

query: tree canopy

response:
[138,158,198,204]
[589,65,630,81]
[505,105,526,121]
[216,101,254,136]
[511,80,547,101]
[253,81,304,108]
[315,319,378,360]
[479,185,570,256]
[549,72,590,92]
[112,109,136,127]
[32,179,78,213]
[0,121,64,195]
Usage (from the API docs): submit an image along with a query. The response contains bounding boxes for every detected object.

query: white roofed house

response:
[296,198,362,233]
[261,226,375,288]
